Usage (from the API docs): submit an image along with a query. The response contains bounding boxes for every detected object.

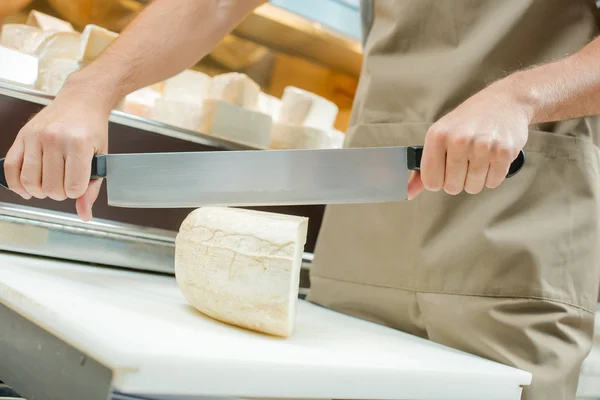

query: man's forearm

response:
[63,0,265,110]
[492,36,600,125]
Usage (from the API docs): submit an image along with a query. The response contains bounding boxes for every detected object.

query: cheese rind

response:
[77,24,118,62]
[26,10,74,32]
[278,86,339,130]
[0,45,38,88]
[175,207,308,337]
[207,72,260,110]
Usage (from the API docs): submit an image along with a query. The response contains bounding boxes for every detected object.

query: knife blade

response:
[0,146,525,208]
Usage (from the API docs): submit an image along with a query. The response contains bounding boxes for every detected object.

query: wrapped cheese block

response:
[269,122,332,150]
[278,86,339,130]
[118,86,162,119]
[207,72,260,110]
[175,207,308,337]
[26,10,74,32]
[36,57,81,95]
[199,99,272,148]
[0,45,38,88]
[77,24,118,62]
[162,69,211,105]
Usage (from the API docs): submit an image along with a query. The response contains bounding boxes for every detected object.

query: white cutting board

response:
[0,251,531,400]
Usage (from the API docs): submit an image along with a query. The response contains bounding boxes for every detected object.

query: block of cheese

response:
[199,99,272,148]
[77,24,118,62]
[258,92,281,122]
[269,122,332,150]
[26,10,74,32]
[162,69,211,105]
[330,129,346,148]
[118,86,162,119]
[207,72,260,110]
[0,45,38,88]
[34,31,81,63]
[151,98,204,131]
[35,57,81,95]
[0,24,41,51]
[278,86,339,130]
[175,207,308,337]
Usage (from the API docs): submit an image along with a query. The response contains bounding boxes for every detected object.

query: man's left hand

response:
[408,83,531,200]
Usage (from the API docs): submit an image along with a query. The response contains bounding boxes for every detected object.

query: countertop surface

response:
[0,251,532,400]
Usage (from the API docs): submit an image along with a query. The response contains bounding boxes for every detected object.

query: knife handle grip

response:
[406,146,526,178]
[0,155,108,190]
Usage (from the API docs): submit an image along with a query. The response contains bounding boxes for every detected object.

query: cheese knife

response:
[0,146,525,208]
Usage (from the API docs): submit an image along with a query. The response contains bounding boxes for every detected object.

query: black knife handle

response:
[407,146,525,178]
[0,155,108,190]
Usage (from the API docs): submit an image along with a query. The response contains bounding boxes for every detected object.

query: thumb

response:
[75,178,103,222]
[407,171,424,200]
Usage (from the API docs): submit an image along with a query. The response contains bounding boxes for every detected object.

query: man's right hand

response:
[3,84,110,222]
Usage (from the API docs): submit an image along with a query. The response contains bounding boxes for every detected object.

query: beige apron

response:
[307,1,600,399]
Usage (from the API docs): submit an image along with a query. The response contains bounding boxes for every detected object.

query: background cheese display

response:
[26,9,73,32]
[175,207,308,338]
[0,8,346,150]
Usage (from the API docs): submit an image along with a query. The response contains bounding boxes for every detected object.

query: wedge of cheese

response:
[151,98,204,131]
[175,207,308,337]
[34,31,81,62]
[199,99,272,148]
[269,122,331,150]
[0,24,40,51]
[26,10,74,32]
[0,45,38,88]
[278,86,339,130]
[118,86,162,119]
[162,69,211,105]
[36,57,81,95]
[77,24,118,62]
[207,72,260,110]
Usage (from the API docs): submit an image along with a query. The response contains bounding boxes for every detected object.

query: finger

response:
[64,136,93,199]
[407,171,424,200]
[464,135,492,194]
[421,126,448,191]
[486,141,515,189]
[41,143,67,201]
[3,139,30,199]
[20,140,45,199]
[76,178,103,222]
[443,133,469,195]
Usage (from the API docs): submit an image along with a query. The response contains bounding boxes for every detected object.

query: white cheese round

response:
[269,122,332,149]
[207,72,260,110]
[175,207,308,337]
[278,86,339,130]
